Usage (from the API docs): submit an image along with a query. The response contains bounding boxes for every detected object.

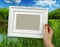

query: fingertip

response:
[45,24,48,26]
[44,24,48,34]
[44,24,48,29]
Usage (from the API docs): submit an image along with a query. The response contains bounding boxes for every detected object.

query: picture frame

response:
[8,6,48,38]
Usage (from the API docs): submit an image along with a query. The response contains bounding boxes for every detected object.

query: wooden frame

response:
[7,6,48,38]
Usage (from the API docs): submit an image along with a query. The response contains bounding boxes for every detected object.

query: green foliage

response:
[0,8,8,24]
[0,8,8,20]
[48,19,60,47]
[0,37,44,47]
[0,24,7,34]
[48,8,60,19]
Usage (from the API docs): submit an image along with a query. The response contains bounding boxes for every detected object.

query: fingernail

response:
[45,24,48,26]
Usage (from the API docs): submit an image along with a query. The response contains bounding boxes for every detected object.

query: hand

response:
[44,24,54,47]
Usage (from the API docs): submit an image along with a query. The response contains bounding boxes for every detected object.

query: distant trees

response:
[0,8,60,22]
[0,8,8,20]
[48,8,60,19]
[0,8,8,24]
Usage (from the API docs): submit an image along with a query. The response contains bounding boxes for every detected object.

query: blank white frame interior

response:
[8,6,48,38]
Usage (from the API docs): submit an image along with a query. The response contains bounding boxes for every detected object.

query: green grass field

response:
[0,8,60,47]
[0,19,60,47]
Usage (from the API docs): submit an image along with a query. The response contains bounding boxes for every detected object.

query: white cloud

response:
[34,0,56,6]
[4,0,11,3]
[15,0,21,3]
[4,0,22,3]
[33,0,60,11]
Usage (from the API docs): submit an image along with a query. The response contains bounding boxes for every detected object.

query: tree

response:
[0,8,8,20]
[48,8,60,19]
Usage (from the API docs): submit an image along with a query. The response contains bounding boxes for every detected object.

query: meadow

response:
[0,8,60,47]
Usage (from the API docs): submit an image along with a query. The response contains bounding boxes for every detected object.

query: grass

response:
[49,19,60,47]
[0,19,60,47]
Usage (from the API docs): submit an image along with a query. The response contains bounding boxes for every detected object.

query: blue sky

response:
[0,0,60,12]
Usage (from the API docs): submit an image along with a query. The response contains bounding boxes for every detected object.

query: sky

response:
[0,0,60,12]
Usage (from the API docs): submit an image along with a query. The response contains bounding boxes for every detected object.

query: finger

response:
[48,26,53,37]
[44,24,49,35]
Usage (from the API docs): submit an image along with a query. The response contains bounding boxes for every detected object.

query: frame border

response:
[7,6,48,38]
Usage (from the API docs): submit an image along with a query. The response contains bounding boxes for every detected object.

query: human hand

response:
[44,24,54,47]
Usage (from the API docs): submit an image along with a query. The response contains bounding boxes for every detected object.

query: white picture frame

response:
[8,6,48,38]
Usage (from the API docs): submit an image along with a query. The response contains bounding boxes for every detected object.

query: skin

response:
[44,24,54,47]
